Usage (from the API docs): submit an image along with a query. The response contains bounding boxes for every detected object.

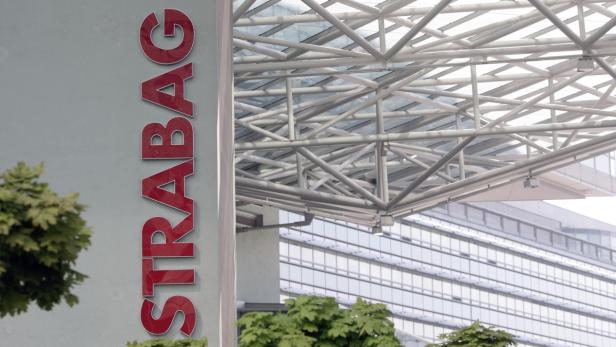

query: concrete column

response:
[236,206,281,304]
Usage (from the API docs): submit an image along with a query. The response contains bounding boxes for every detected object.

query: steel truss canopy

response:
[232,0,616,226]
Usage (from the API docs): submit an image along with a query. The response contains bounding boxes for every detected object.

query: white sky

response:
[547,197,616,227]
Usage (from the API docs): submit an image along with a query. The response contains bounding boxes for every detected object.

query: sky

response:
[547,197,616,227]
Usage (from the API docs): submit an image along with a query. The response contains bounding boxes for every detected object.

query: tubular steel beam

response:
[296,147,388,209]
[235,119,616,150]
[300,0,384,59]
[391,132,616,213]
[234,0,604,26]
[382,0,453,61]
[232,0,616,225]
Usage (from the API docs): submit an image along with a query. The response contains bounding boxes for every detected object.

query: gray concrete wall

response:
[236,207,280,304]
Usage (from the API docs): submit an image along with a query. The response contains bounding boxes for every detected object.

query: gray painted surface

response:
[0,1,232,346]
[237,207,280,304]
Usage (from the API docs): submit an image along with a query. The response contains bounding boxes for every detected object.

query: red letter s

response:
[141,297,196,336]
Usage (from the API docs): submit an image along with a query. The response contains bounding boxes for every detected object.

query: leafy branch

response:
[427,321,517,347]
[238,295,402,347]
[0,162,91,317]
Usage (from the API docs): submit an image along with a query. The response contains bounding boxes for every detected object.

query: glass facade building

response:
[279,202,616,347]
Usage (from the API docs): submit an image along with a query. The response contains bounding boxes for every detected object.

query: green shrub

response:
[238,295,402,347]
[427,321,517,347]
[0,163,91,317]
[126,339,207,347]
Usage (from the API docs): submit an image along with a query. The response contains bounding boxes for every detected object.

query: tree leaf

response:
[238,295,402,347]
[0,163,91,317]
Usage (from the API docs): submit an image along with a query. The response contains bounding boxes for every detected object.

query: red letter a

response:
[142,63,193,116]
[142,160,194,214]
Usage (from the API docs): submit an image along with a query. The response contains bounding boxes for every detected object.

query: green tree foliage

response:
[126,339,207,347]
[237,295,403,347]
[427,321,517,347]
[0,163,91,317]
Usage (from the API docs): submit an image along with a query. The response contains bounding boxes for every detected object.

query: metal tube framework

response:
[232,0,616,226]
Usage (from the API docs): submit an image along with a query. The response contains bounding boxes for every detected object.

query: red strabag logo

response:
[139,9,197,337]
